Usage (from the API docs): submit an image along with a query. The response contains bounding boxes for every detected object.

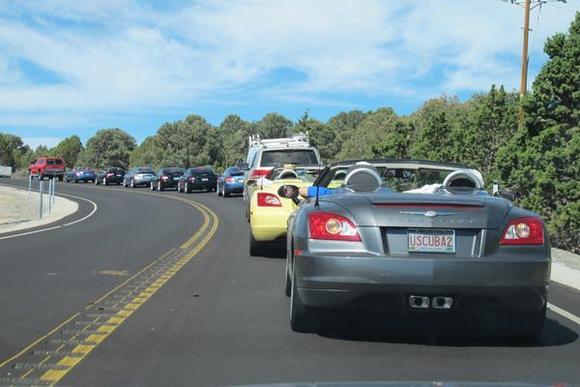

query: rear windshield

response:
[260,149,318,167]
[228,168,244,176]
[47,159,63,165]
[162,168,184,175]
[137,168,154,173]
[191,168,214,176]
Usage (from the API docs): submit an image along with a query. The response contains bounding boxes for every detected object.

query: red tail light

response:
[257,193,282,207]
[249,168,273,179]
[225,177,234,183]
[161,176,169,181]
[500,217,544,245]
[308,211,361,242]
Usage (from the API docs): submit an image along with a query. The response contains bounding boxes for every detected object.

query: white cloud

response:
[21,136,62,149]
[0,0,577,131]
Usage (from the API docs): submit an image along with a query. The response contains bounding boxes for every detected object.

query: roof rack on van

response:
[248,133,310,149]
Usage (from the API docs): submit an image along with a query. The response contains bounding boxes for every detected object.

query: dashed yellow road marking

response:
[0,188,219,386]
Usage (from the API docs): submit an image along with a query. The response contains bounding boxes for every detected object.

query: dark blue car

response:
[65,168,97,183]
[217,166,245,197]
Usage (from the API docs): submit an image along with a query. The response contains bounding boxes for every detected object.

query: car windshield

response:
[260,149,318,167]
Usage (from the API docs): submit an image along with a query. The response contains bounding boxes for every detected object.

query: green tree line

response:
[1,14,578,252]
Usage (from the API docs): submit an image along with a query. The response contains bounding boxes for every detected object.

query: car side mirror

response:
[277,185,299,199]
[497,189,516,201]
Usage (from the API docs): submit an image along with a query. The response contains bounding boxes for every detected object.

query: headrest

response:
[277,169,299,179]
[343,165,382,192]
[443,170,484,190]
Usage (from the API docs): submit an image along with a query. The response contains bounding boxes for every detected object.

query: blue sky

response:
[0,0,578,149]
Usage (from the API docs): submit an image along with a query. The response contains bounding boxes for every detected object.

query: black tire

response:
[284,265,291,297]
[290,272,316,333]
[217,184,222,197]
[249,231,266,257]
[58,175,63,182]
[224,188,231,197]
[185,182,190,194]
[497,307,546,341]
[158,181,163,191]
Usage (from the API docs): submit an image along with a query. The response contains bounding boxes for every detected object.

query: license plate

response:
[408,229,455,253]
[202,178,208,181]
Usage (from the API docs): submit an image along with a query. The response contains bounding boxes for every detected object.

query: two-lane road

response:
[1,179,580,386]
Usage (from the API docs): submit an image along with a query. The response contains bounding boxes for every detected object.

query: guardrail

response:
[28,175,56,219]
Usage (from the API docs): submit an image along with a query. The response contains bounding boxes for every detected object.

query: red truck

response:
[28,157,66,181]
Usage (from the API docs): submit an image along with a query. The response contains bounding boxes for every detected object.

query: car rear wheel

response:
[58,175,63,181]
[103,177,107,186]
[224,187,230,197]
[217,184,222,196]
[284,264,291,297]
[158,181,163,191]
[249,231,267,257]
[185,182,189,194]
[290,272,316,333]
[497,307,546,341]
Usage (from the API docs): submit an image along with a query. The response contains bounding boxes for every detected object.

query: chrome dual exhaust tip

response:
[432,296,453,309]
[409,295,430,309]
[409,295,453,309]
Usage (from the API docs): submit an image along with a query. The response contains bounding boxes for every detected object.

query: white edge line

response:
[547,302,580,326]
[0,192,98,241]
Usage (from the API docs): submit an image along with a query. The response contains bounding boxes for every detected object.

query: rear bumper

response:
[133,177,154,186]
[75,176,96,182]
[294,253,550,313]
[224,183,244,193]
[250,212,289,241]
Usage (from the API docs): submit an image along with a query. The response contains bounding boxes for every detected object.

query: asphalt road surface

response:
[1,178,579,386]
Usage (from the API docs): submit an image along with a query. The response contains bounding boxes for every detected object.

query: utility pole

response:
[520,0,531,100]
[504,0,567,124]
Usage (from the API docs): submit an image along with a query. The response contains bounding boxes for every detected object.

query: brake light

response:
[257,193,282,207]
[308,211,361,242]
[249,168,273,179]
[500,217,544,245]
[161,176,169,181]
[106,173,114,177]
[225,177,234,183]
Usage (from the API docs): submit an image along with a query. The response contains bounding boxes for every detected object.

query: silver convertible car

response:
[280,159,550,339]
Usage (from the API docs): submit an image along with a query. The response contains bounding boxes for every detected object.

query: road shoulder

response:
[0,185,78,236]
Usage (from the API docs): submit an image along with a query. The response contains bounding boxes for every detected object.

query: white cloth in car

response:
[404,184,442,194]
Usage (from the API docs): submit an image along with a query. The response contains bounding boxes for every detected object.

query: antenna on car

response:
[314,163,321,207]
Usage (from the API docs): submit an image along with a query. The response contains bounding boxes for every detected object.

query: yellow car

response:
[247,168,316,256]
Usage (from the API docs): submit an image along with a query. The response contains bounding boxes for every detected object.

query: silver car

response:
[282,159,550,339]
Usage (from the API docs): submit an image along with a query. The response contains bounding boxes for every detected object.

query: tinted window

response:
[228,168,244,176]
[162,167,184,175]
[260,149,318,167]
[46,159,63,165]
